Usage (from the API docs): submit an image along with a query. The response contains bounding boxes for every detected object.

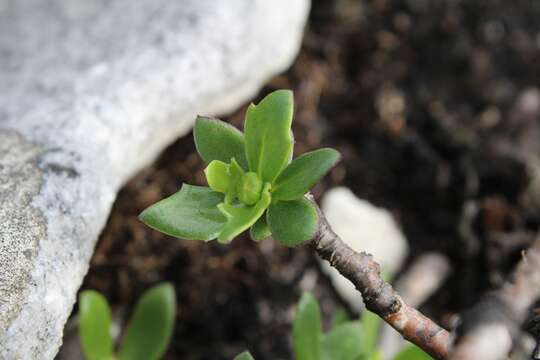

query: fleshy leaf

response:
[194,116,248,170]
[217,183,271,243]
[244,90,294,183]
[321,322,364,360]
[272,148,340,201]
[79,290,114,360]
[267,198,318,247]
[139,185,226,241]
[225,158,245,203]
[250,215,272,241]
[393,345,432,360]
[205,160,230,193]
[119,283,176,360]
[234,351,255,360]
[293,293,322,360]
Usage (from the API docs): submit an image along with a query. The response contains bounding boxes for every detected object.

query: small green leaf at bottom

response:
[293,293,322,360]
[139,185,226,241]
[79,291,114,360]
[234,351,255,360]
[267,198,318,247]
[331,309,349,328]
[321,322,364,360]
[369,351,383,360]
[118,283,176,360]
[250,215,272,241]
[361,310,382,355]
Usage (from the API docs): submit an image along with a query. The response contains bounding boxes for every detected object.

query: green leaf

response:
[331,309,349,328]
[244,90,294,183]
[267,198,318,247]
[393,345,432,360]
[217,183,271,243]
[250,215,271,241]
[234,351,255,360]
[293,293,322,360]
[205,160,230,193]
[361,311,382,355]
[272,148,340,201]
[79,290,114,360]
[369,351,383,360]
[139,185,226,241]
[225,158,246,203]
[194,116,248,170]
[119,283,176,360]
[321,322,364,360]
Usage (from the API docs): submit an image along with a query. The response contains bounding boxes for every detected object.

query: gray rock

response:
[0,0,309,358]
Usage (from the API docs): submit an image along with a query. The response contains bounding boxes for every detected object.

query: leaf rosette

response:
[140,90,340,246]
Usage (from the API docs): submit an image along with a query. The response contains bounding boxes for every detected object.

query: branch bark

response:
[309,204,451,359]
[449,235,540,360]
[380,253,452,359]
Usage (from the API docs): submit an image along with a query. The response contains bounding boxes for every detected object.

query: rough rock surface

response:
[320,187,409,312]
[0,0,309,358]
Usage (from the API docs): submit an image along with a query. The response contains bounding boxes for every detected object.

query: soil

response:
[80,0,540,359]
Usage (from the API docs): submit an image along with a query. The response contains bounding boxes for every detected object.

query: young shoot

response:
[238,293,432,360]
[139,90,340,246]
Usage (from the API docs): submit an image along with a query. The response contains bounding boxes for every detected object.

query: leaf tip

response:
[194,115,212,130]
[326,147,342,165]
[268,88,293,99]
[298,292,316,307]
[277,88,293,97]
[155,282,176,309]
[157,281,175,295]
[137,207,151,225]
[138,199,163,228]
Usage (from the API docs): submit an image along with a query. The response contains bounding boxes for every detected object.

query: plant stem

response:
[309,204,451,359]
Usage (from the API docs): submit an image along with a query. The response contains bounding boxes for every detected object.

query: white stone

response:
[320,187,409,312]
[0,0,310,358]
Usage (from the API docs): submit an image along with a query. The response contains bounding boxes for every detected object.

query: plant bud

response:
[237,172,263,205]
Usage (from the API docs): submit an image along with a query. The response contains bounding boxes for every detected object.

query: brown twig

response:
[450,235,540,360]
[309,204,451,359]
[379,252,452,359]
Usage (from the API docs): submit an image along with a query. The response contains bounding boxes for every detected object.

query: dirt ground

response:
[81,0,540,358]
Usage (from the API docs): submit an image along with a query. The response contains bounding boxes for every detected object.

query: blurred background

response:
[76,0,540,359]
